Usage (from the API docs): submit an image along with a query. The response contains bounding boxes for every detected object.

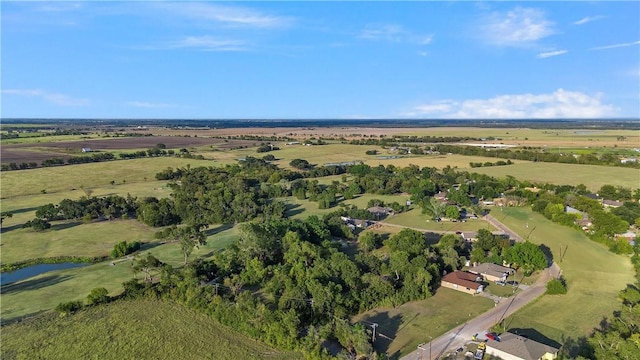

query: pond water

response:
[1,262,90,285]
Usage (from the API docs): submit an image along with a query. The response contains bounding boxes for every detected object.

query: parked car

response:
[486,333,500,341]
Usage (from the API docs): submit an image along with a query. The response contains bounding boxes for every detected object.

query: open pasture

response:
[496,207,634,343]
[468,162,640,191]
[1,299,301,360]
[384,209,496,233]
[0,157,213,198]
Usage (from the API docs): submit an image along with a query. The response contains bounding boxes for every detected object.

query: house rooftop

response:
[603,199,623,207]
[441,271,481,290]
[486,332,560,360]
[468,263,515,278]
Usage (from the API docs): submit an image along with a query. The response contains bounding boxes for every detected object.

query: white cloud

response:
[126,101,176,109]
[573,16,604,25]
[359,24,433,45]
[140,36,248,51]
[480,7,554,46]
[537,50,568,59]
[591,40,640,51]
[402,89,617,119]
[155,3,291,28]
[2,89,90,106]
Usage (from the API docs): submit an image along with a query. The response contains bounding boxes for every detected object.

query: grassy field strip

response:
[1,299,302,360]
[0,225,240,321]
[470,162,640,191]
[384,208,496,232]
[1,219,157,264]
[497,207,634,342]
[0,157,213,198]
[353,288,494,358]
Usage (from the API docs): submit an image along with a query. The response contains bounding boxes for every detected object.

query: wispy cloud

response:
[139,36,248,51]
[480,7,554,47]
[573,16,604,25]
[126,101,176,109]
[537,50,568,59]
[359,24,433,45]
[2,89,90,106]
[591,40,640,51]
[401,89,616,119]
[155,3,292,28]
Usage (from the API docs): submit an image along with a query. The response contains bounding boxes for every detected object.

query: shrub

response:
[87,287,110,305]
[110,241,141,258]
[546,278,567,295]
[55,300,83,316]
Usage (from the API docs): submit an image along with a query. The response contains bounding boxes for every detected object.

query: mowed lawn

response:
[0,225,240,321]
[498,207,634,342]
[384,208,496,233]
[1,157,213,198]
[1,299,302,360]
[468,162,640,191]
[1,219,157,264]
[353,288,494,359]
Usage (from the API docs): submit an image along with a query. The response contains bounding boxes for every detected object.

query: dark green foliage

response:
[55,300,83,316]
[110,241,141,258]
[86,287,110,305]
[136,197,180,227]
[289,158,312,170]
[545,278,567,294]
[505,241,547,275]
[384,228,427,256]
[22,218,51,231]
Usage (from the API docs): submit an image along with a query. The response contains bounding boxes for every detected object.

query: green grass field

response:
[469,162,640,191]
[353,288,494,358]
[384,209,496,233]
[0,224,240,322]
[0,157,213,198]
[497,207,635,342]
[1,299,302,360]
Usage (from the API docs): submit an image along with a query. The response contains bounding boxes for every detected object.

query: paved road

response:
[399,213,560,360]
[402,262,561,360]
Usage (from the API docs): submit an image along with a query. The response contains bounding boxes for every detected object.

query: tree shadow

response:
[425,232,442,246]
[50,221,83,231]
[1,223,25,233]
[205,223,233,237]
[357,311,404,359]
[4,206,39,215]
[507,328,562,349]
[560,335,592,358]
[1,275,73,295]
[538,243,554,265]
[284,203,304,218]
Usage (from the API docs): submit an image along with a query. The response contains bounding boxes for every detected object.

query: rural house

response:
[367,206,393,219]
[602,199,623,208]
[468,263,515,282]
[485,332,560,360]
[440,271,483,295]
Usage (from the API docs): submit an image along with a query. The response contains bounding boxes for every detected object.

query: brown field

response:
[1,136,259,164]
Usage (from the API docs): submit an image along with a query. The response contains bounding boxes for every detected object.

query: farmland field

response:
[1,299,302,360]
[0,157,213,198]
[496,207,634,343]
[468,162,640,191]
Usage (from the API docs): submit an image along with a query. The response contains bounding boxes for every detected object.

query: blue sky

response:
[2,1,639,119]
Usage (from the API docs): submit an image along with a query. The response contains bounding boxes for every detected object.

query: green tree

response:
[87,287,110,305]
[505,241,547,275]
[445,205,460,220]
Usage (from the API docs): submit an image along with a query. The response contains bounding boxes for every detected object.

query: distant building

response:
[602,199,623,208]
[620,158,638,164]
[440,271,483,295]
[81,147,93,153]
[485,332,560,360]
[367,206,393,219]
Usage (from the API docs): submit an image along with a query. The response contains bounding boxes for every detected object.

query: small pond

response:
[1,262,90,285]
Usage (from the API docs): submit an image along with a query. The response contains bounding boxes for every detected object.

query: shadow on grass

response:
[358,312,404,359]
[1,275,73,295]
[205,224,233,237]
[507,328,562,349]
[50,221,83,231]
[284,203,305,218]
[1,223,25,233]
[4,206,39,215]
[538,243,554,265]
[425,232,442,246]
